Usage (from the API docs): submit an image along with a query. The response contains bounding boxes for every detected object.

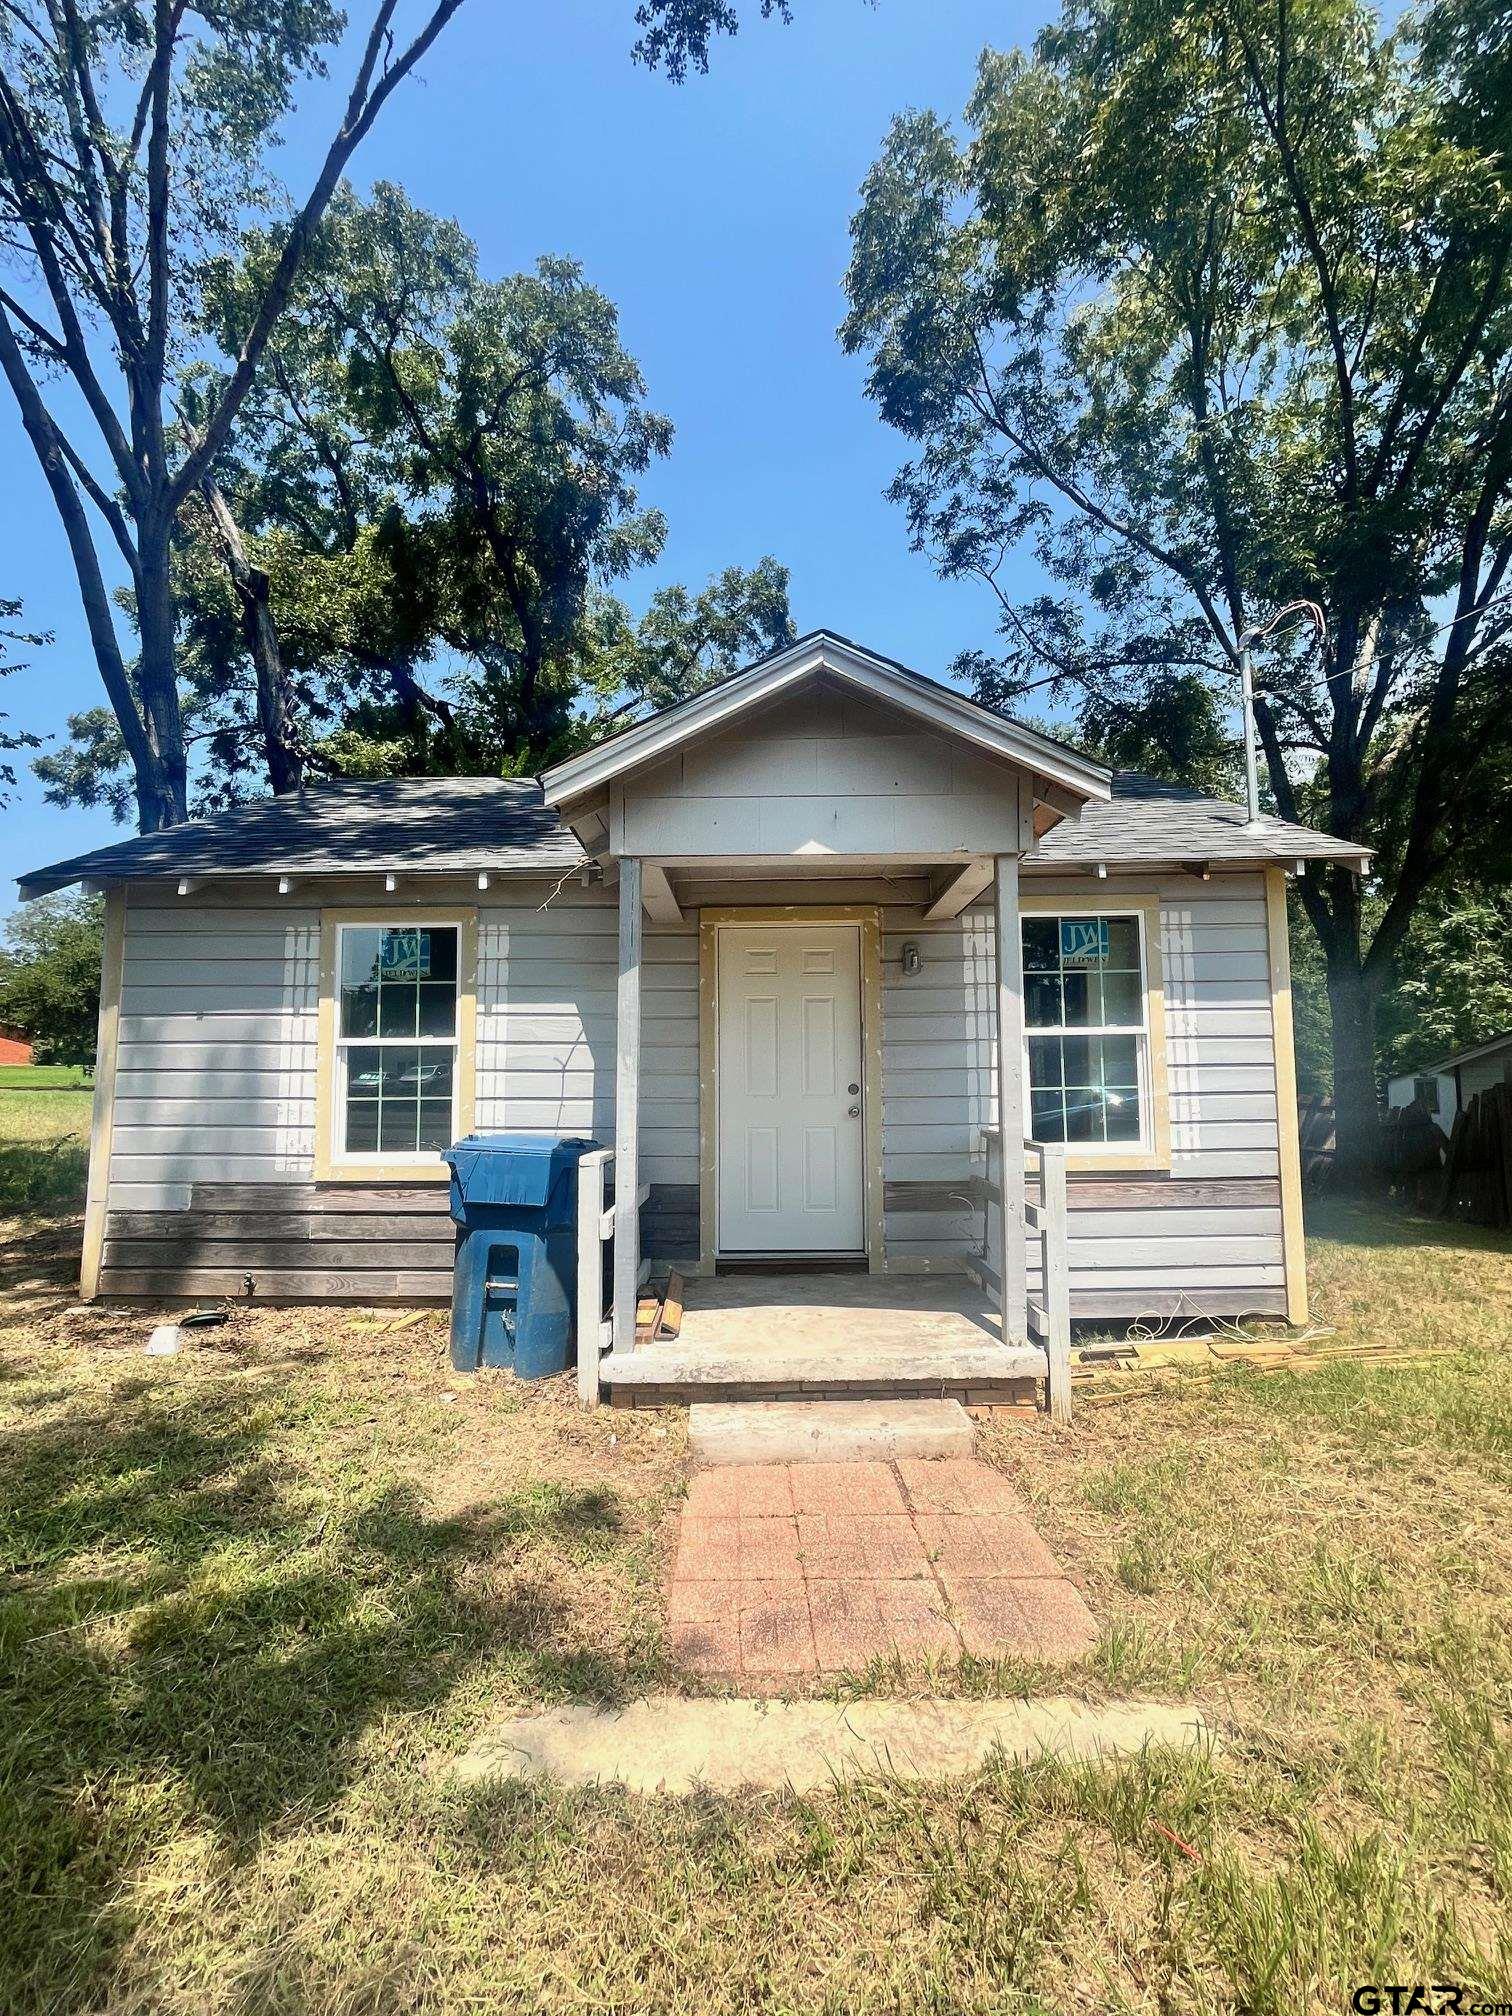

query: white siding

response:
[104,870,1287,1312]
[111,897,319,1208]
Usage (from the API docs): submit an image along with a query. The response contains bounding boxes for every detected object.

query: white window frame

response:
[1017,892,1172,1173]
[315,908,478,1183]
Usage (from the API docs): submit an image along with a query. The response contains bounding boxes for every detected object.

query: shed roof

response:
[19,768,1369,896]
[1393,1029,1512,1080]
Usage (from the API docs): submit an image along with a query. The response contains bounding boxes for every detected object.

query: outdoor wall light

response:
[901,941,923,977]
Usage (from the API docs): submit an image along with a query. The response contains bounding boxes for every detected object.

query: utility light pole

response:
[1235,602,1327,832]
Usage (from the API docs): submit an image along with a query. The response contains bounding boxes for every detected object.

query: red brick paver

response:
[668,1457,1097,1681]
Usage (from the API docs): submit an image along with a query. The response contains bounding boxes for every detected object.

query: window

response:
[1022,911,1151,1150]
[1412,1076,1441,1115]
[334,923,460,1162]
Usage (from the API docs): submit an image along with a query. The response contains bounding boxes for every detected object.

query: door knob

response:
[847,1103,861,1117]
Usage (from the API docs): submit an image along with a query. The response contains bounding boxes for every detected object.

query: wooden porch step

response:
[601,1340,1048,1389]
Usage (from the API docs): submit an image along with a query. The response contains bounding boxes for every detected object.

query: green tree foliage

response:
[0,1,796,834]
[0,895,104,1068]
[89,185,791,802]
[1380,890,1512,1076]
[0,1,473,833]
[843,0,1512,1173]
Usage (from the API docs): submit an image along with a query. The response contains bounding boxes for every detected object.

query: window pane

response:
[1022,918,1059,971]
[418,1099,454,1151]
[1064,1086,1102,1142]
[1063,971,1096,1026]
[1028,1035,1063,1089]
[1101,1034,1139,1087]
[1104,1087,1141,1140]
[418,982,456,1037]
[340,983,378,1038]
[1025,973,1062,1028]
[1099,969,1142,1027]
[379,1094,421,1154]
[1104,917,1141,969]
[1061,1035,1093,1084]
[345,1100,380,1152]
[341,928,382,989]
[346,1045,385,1096]
[416,1051,453,1100]
[422,928,458,983]
[1030,1089,1066,1141]
[379,985,418,1038]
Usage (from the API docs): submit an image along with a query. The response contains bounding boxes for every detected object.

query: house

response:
[0,1028,33,1066]
[21,630,1369,1414]
[1387,1031,1512,1132]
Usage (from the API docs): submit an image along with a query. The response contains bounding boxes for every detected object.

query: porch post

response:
[993,854,1029,1342]
[612,856,643,1355]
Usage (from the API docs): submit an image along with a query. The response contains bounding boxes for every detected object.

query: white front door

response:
[716,923,867,1255]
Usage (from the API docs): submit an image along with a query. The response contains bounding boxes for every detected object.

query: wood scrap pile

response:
[634,1270,686,1345]
[1071,1328,1451,1402]
[1439,1083,1512,1229]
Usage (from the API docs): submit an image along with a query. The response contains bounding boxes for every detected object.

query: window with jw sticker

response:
[1059,918,1110,967]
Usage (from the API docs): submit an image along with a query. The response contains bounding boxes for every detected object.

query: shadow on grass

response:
[0,1365,641,2013]
[1303,1194,1512,1254]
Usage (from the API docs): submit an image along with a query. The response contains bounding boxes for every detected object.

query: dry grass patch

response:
[2,1194,1510,2011]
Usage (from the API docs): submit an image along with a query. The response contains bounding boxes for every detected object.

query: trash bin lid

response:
[443,1132,598,1208]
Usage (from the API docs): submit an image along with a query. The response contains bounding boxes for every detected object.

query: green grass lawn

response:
[0,1069,94,1209]
[1,1163,1509,2009]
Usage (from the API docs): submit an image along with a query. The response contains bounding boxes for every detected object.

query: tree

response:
[0,596,44,803]
[158,187,788,798]
[580,557,796,729]
[1379,889,1512,1077]
[0,894,103,1067]
[843,0,1512,1177]
[0,1,474,834]
[0,2,785,836]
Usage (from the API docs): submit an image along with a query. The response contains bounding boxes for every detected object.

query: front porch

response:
[600,1270,1051,1407]
[541,635,1105,1420]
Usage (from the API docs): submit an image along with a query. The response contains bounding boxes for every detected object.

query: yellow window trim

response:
[1016,890,1172,1174]
[314,906,478,1184]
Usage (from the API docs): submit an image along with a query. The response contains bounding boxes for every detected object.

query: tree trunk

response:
[201,478,304,793]
[1325,953,1381,1188]
[134,516,190,828]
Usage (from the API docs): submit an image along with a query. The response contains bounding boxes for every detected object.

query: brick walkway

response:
[668,1458,1097,1680]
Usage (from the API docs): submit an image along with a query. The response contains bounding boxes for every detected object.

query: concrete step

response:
[688,1398,974,1468]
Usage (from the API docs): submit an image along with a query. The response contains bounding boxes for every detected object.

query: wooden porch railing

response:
[575,1147,651,1409]
[981,1127,1072,1422]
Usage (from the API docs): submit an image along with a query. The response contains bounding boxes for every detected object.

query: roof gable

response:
[540,629,1113,812]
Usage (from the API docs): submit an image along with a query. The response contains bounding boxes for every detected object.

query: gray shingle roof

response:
[17,776,584,897]
[1035,771,1370,868]
[19,766,1367,897]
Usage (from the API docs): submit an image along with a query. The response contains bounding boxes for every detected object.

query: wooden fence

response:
[1439,1083,1512,1230]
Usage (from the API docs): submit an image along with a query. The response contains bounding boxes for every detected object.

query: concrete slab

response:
[689,1399,975,1468]
[450,1696,1215,1797]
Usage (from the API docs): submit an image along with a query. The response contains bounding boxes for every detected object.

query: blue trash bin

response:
[443,1133,599,1377]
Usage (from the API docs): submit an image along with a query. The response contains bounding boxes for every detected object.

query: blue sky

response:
[1,0,1060,901]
